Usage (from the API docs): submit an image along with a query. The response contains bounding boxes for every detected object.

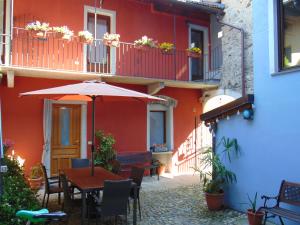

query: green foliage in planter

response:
[94,130,116,171]
[0,156,40,225]
[193,137,240,194]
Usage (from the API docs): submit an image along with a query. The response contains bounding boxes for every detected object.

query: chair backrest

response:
[40,164,50,193]
[129,166,145,187]
[111,160,121,174]
[59,173,73,212]
[71,158,90,168]
[116,152,152,165]
[278,180,300,207]
[101,179,132,216]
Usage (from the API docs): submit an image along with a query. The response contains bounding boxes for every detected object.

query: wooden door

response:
[51,104,81,176]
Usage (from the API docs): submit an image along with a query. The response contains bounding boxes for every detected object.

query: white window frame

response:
[188,24,209,81]
[147,104,174,151]
[268,0,280,74]
[83,6,116,74]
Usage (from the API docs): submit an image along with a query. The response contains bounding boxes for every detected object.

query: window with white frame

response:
[147,104,174,152]
[277,0,300,70]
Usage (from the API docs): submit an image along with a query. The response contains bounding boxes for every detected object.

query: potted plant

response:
[159,42,175,55]
[103,32,120,47]
[157,161,166,175]
[25,21,50,39]
[78,30,94,44]
[94,130,116,171]
[3,139,14,156]
[27,164,43,190]
[186,44,202,58]
[52,26,74,41]
[193,137,239,211]
[246,192,265,225]
[134,35,157,51]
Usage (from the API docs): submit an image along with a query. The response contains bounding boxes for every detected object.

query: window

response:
[278,0,300,70]
[86,13,110,71]
[150,111,166,148]
[190,29,204,80]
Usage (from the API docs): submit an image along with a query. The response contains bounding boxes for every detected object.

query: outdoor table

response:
[63,167,137,225]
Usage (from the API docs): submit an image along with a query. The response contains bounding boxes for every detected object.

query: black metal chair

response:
[59,173,82,216]
[89,179,132,225]
[40,164,63,207]
[71,158,90,168]
[71,158,90,198]
[111,160,121,175]
[128,166,145,220]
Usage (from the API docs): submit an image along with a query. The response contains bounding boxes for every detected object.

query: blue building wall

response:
[215,0,300,224]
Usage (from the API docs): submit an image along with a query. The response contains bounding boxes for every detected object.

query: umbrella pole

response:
[91,96,96,176]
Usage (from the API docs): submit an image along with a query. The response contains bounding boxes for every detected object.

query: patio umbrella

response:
[20,80,164,176]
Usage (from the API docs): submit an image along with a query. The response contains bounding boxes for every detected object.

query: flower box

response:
[187,51,201,58]
[78,31,94,44]
[103,33,120,47]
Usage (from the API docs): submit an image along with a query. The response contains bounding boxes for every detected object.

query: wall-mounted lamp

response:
[243,109,254,120]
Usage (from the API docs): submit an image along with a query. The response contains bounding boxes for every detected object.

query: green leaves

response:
[193,137,240,194]
[247,192,258,212]
[219,137,240,163]
[0,157,40,225]
[94,130,116,171]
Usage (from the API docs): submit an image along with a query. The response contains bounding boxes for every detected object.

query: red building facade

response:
[0,0,223,174]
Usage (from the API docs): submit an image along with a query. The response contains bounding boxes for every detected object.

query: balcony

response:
[0,28,221,89]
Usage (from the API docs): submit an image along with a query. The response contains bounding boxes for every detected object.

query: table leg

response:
[81,190,86,225]
[133,186,137,225]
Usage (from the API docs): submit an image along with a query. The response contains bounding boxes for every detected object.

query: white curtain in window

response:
[42,99,52,170]
[87,17,107,63]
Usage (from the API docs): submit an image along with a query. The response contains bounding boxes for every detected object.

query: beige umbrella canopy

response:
[20,80,164,175]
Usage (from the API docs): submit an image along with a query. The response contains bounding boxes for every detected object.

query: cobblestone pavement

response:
[43,175,252,225]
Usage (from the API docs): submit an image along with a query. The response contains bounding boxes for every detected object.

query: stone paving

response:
[42,174,266,225]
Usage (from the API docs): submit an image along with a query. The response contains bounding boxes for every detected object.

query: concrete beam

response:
[147,82,165,95]
[7,70,14,88]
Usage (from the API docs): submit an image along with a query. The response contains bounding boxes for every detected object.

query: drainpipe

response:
[4,0,13,66]
[173,15,177,80]
[217,19,246,97]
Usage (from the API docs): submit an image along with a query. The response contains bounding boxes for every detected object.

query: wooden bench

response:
[116,152,160,180]
[258,180,300,225]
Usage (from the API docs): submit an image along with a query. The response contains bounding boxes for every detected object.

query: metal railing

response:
[0,28,222,82]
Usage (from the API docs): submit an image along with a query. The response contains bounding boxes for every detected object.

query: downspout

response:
[173,15,177,80]
[4,0,13,66]
[217,19,246,97]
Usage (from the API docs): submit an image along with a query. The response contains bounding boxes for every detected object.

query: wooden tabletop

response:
[63,167,124,191]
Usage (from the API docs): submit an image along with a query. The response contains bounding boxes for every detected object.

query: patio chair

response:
[71,158,90,197]
[40,164,63,208]
[88,179,132,225]
[128,166,145,220]
[71,158,90,168]
[111,160,121,175]
[59,173,82,214]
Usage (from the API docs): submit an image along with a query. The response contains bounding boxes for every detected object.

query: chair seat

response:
[49,185,63,194]
[261,206,300,222]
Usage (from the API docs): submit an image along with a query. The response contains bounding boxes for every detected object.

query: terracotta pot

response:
[54,32,64,39]
[28,177,43,190]
[187,51,201,58]
[247,209,264,225]
[135,45,151,51]
[205,191,224,211]
[103,39,119,47]
[79,36,93,44]
[31,30,47,39]
[161,49,175,55]
[157,165,166,175]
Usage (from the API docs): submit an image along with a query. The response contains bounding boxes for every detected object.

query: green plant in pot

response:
[27,164,43,191]
[193,137,239,210]
[94,130,116,171]
[245,192,264,225]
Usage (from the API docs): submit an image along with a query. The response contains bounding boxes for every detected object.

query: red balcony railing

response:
[1,28,222,82]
